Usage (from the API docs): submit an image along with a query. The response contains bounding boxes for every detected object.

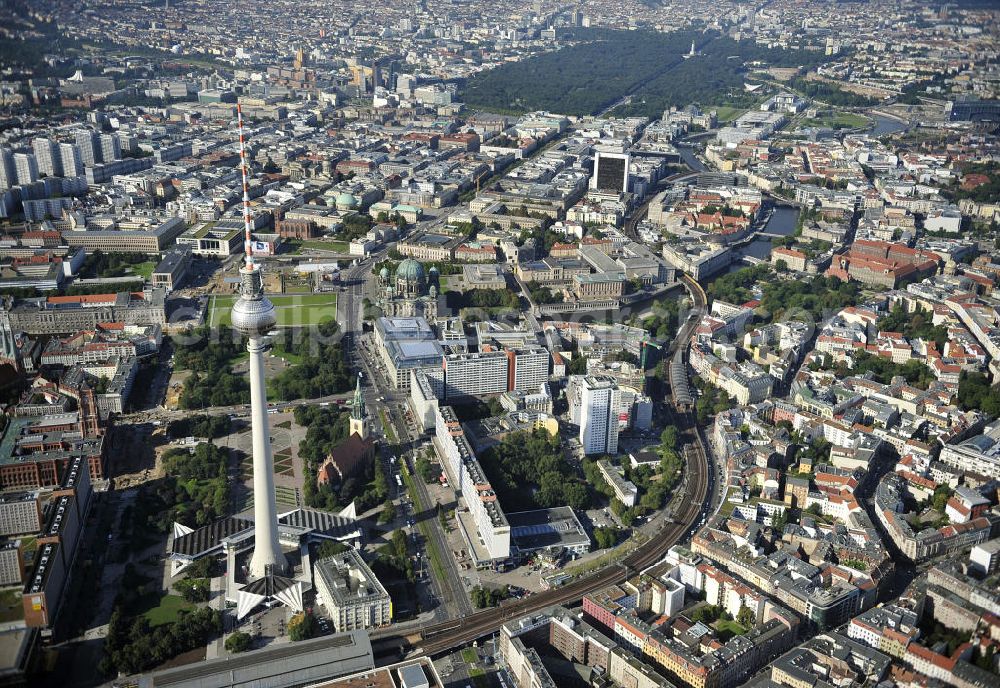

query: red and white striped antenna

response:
[236,103,254,271]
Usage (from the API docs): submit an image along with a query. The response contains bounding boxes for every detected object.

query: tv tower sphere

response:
[231,267,277,336]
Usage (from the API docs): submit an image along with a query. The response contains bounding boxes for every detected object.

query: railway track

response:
[669,274,706,411]
[371,408,710,659]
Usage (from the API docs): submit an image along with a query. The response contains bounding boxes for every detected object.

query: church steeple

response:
[349,373,368,439]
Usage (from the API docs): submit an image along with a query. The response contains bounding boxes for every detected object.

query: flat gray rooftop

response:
[139,629,373,688]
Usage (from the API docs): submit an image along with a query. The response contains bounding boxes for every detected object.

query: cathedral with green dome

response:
[375,257,439,318]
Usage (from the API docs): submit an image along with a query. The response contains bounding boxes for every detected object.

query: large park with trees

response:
[461,29,831,118]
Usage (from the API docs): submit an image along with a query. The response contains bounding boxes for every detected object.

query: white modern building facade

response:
[443,351,508,398]
[574,375,621,456]
[434,405,511,561]
[314,549,392,632]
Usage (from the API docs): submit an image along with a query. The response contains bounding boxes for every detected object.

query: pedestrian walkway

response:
[206,577,227,660]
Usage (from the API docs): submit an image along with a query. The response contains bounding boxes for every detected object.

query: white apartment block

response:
[0,543,22,586]
[0,149,15,191]
[510,347,550,391]
[573,375,621,456]
[716,362,773,406]
[969,540,1000,576]
[0,493,42,537]
[100,133,121,163]
[939,422,1000,480]
[33,138,62,177]
[409,370,440,432]
[443,351,508,398]
[441,348,549,400]
[58,143,83,177]
[13,153,38,185]
[597,460,637,507]
[650,575,686,617]
[434,405,510,560]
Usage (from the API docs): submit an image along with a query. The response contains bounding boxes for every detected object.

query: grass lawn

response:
[295,240,350,253]
[461,648,490,688]
[208,293,337,328]
[273,350,304,365]
[378,409,397,444]
[468,667,489,688]
[274,485,299,507]
[142,593,195,627]
[714,105,746,123]
[0,588,24,623]
[719,488,741,517]
[126,261,157,280]
[440,275,464,291]
[96,43,225,70]
[401,464,449,593]
[714,619,747,636]
[273,457,294,476]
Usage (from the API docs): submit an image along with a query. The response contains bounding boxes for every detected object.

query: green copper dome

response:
[395,258,425,284]
[335,192,358,209]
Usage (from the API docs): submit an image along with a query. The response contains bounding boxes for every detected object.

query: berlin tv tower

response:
[230,104,287,579]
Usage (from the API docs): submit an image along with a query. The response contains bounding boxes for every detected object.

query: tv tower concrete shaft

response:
[231,103,286,579]
[245,326,286,578]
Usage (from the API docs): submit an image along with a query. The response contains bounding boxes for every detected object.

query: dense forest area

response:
[479,429,590,511]
[462,30,831,117]
[707,265,861,326]
[174,321,352,409]
[462,29,700,115]
[132,442,232,532]
[269,320,354,401]
[174,326,250,409]
[942,162,1000,205]
[785,77,881,107]
[617,38,831,118]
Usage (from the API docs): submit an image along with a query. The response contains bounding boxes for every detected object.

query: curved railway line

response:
[370,407,710,659]
[369,273,712,662]
[669,274,706,411]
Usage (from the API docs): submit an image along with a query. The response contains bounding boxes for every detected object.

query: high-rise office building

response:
[576,375,621,455]
[508,347,550,392]
[13,153,38,186]
[443,351,509,399]
[395,73,416,97]
[591,146,631,193]
[58,144,84,177]
[74,129,102,167]
[33,138,62,177]
[0,148,15,191]
[99,133,121,163]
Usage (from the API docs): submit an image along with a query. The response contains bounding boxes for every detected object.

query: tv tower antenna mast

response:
[237,104,256,272]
